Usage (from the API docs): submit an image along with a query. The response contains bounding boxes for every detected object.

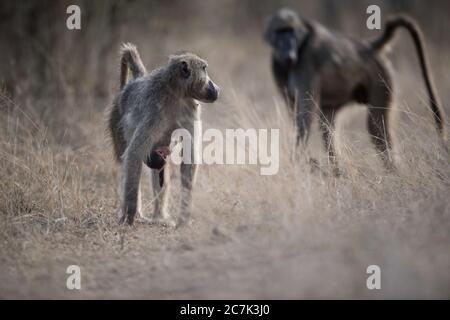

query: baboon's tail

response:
[108,43,146,162]
[120,43,147,89]
[370,15,446,140]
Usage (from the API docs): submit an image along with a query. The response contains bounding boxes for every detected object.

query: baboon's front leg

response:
[151,164,173,226]
[295,98,314,146]
[119,152,143,225]
[177,121,199,227]
[289,72,320,147]
[179,161,198,226]
[119,119,158,225]
[367,82,395,171]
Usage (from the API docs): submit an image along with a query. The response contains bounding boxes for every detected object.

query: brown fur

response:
[370,15,446,140]
[264,8,446,173]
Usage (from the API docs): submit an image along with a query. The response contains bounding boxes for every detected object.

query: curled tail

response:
[371,15,446,140]
[120,43,147,89]
[108,43,147,162]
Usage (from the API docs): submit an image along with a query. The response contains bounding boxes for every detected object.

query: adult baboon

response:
[108,43,219,226]
[264,8,446,172]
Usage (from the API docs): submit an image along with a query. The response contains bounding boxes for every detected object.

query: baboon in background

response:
[264,8,446,173]
[108,43,219,226]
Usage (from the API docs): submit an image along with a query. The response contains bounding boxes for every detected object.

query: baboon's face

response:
[184,58,220,103]
[271,27,298,67]
[171,54,220,103]
[264,9,303,67]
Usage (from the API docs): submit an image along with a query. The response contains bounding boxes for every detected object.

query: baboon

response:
[108,43,219,226]
[264,8,446,173]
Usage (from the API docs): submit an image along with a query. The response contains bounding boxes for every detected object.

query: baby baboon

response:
[108,43,219,226]
[264,8,446,172]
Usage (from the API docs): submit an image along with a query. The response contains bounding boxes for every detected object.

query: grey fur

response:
[108,43,219,225]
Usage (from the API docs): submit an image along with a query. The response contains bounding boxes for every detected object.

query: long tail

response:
[371,15,446,140]
[120,43,147,89]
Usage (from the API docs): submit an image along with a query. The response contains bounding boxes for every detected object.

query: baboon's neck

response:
[155,67,185,100]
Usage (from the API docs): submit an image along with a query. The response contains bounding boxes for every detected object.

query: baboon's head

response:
[264,8,308,68]
[168,53,220,103]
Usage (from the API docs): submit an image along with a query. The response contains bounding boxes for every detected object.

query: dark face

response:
[272,28,298,67]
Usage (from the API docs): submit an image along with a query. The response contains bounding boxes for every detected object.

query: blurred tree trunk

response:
[91,0,121,98]
[0,1,63,98]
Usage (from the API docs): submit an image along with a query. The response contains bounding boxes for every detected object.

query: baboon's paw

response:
[309,158,328,177]
[137,216,176,228]
[332,167,346,178]
[211,226,232,242]
[135,216,152,224]
[176,216,193,229]
[118,214,135,226]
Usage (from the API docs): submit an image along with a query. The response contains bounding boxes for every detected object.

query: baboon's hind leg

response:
[179,161,198,226]
[367,82,395,170]
[319,107,340,176]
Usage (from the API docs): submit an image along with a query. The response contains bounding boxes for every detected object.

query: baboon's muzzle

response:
[279,51,297,67]
[204,80,220,102]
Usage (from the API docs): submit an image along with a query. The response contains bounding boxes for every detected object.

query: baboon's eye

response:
[180,61,190,79]
[202,65,207,71]
[277,27,294,34]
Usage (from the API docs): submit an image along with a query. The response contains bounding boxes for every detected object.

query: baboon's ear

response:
[293,22,310,45]
[180,61,191,79]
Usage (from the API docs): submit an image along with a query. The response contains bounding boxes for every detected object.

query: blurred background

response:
[1,0,449,139]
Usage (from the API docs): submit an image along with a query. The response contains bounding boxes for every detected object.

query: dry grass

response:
[0,3,449,299]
